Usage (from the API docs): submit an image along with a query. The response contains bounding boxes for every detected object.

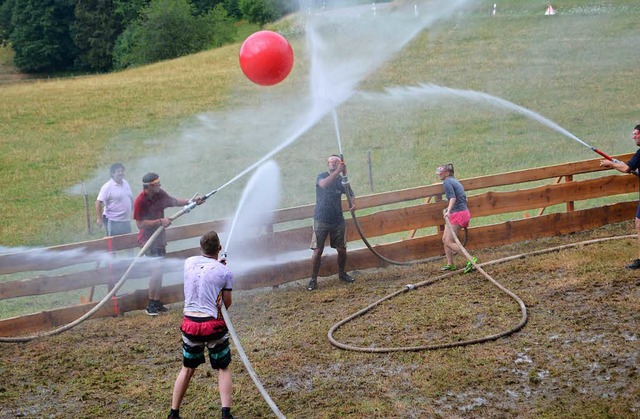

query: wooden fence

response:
[1,154,637,336]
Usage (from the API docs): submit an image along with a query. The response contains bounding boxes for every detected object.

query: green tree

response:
[113,0,236,69]
[113,0,149,28]
[222,0,241,19]
[0,0,16,42]
[10,0,77,72]
[73,0,122,71]
[190,0,241,20]
[204,4,236,47]
[239,0,274,27]
[111,19,141,69]
[239,0,290,27]
[191,0,218,14]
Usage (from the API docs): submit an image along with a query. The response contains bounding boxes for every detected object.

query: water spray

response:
[332,109,343,155]
[218,161,285,418]
[0,223,171,343]
[379,84,627,167]
[331,107,445,266]
[332,109,353,208]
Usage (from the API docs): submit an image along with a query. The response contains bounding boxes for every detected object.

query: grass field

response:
[1,1,639,417]
[1,0,639,247]
[1,223,638,417]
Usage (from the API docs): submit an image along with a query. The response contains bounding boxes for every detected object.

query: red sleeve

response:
[133,193,145,221]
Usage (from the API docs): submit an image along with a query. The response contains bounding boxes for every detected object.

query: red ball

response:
[239,31,294,86]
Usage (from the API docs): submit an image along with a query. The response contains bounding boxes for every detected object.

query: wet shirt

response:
[183,255,233,319]
[133,188,178,247]
[314,172,346,226]
[443,176,468,213]
[627,149,640,173]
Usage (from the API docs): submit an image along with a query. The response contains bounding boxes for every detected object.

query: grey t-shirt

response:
[443,176,467,213]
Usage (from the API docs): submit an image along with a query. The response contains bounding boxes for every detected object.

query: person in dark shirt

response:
[599,124,640,269]
[308,155,356,291]
[133,172,203,315]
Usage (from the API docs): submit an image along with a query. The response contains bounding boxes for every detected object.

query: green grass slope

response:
[1,1,639,246]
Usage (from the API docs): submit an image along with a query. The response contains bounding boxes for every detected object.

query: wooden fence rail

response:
[0,154,636,336]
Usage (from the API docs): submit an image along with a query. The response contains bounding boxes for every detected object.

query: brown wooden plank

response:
[1,202,634,336]
[0,259,183,299]
[2,174,634,292]
[234,202,636,290]
[0,285,185,337]
[0,301,117,337]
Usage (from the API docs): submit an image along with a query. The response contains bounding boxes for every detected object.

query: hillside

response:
[1,1,640,246]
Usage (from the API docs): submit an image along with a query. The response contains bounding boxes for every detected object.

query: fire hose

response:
[340,172,466,267]
[0,191,216,344]
[327,222,635,353]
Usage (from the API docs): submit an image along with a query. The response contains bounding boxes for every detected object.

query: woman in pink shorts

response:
[436,163,475,273]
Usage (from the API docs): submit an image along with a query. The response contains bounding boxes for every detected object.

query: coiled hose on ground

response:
[328,212,636,352]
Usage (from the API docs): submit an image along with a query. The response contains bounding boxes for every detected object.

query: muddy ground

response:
[0,222,638,418]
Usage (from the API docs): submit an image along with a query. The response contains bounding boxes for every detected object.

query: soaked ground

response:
[0,222,638,418]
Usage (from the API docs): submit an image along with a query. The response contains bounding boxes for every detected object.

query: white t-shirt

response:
[97,178,133,221]
[183,255,233,318]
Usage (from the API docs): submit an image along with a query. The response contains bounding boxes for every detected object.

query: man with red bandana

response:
[133,172,203,315]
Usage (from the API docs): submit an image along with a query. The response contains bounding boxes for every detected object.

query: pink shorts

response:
[449,209,470,228]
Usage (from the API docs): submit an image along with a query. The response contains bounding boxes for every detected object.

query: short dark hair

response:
[142,172,159,184]
[110,163,124,177]
[635,124,640,132]
[200,230,220,255]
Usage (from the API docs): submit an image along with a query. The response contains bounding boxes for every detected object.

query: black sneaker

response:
[307,278,317,291]
[626,259,640,269]
[339,272,354,283]
[145,303,159,316]
[154,300,169,312]
[167,413,181,419]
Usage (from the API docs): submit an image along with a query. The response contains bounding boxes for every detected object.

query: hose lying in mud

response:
[221,305,286,418]
[328,214,636,352]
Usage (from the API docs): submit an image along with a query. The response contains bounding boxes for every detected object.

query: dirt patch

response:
[0,223,638,418]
